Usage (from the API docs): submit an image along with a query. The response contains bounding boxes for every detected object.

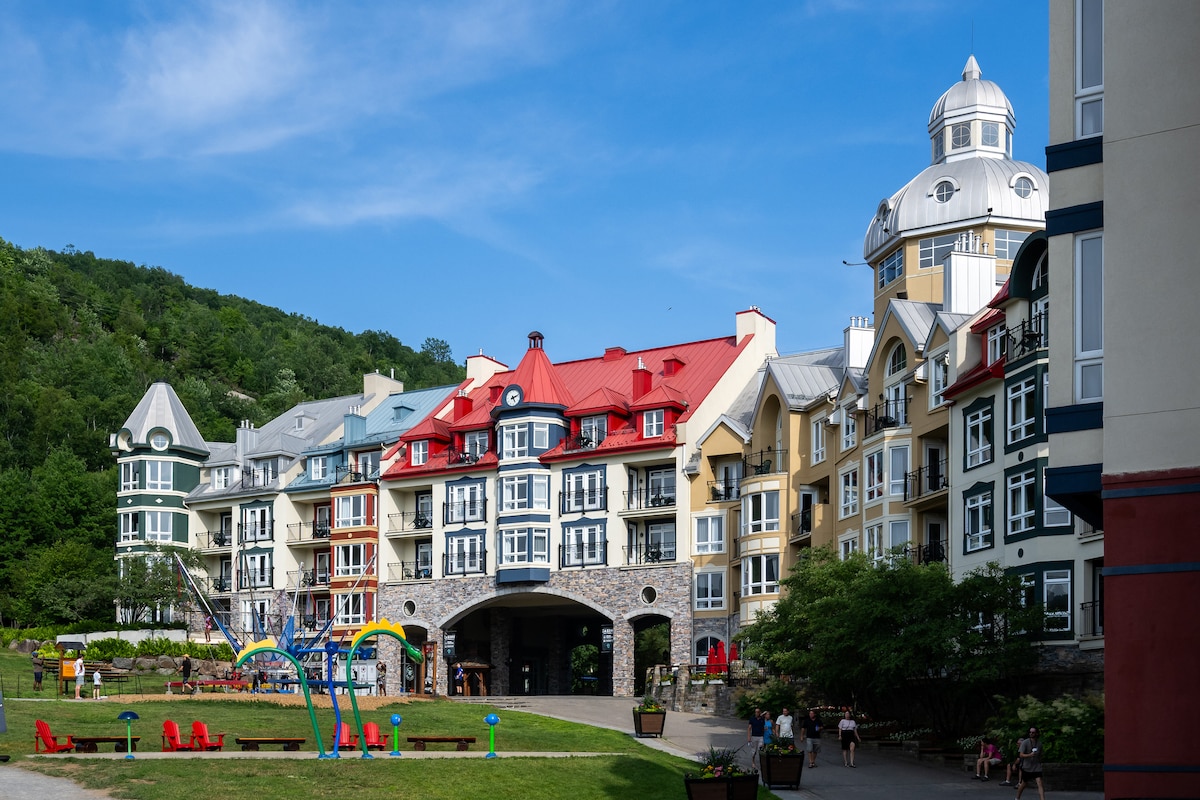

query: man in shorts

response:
[801,709,822,767]
[1015,727,1046,800]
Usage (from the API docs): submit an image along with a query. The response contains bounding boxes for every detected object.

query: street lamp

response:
[117,710,139,760]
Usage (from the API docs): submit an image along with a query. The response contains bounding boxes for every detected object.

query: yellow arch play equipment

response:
[345,619,423,759]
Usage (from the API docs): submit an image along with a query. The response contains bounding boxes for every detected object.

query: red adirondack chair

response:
[335,722,354,750]
[190,720,225,751]
[360,722,390,751]
[34,719,75,753]
[162,720,195,752]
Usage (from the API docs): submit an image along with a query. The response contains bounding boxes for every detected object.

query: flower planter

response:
[632,709,666,737]
[760,752,804,789]
[683,774,759,800]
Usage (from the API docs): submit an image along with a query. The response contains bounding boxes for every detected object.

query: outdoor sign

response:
[600,625,613,653]
[443,630,456,661]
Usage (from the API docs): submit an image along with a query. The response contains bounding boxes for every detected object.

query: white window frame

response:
[1075,232,1104,402]
[447,482,485,523]
[839,468,859,518]
[885,381,907,425]
[501,424,528,458]
[1044,468,1073,527]
[745,491,780,533]
[1007,376,1037,444]
[335,543,366,577]
[244,553,272,588]
[213,466,232,489]
[146,460,173,491]
[811,419,826,464]
[309,457,327,481]
[411,440,428,466]
[987,325,1006,365]
[742,554,779,596]
[965,491,993,551]
[580,415,607,445]
[119,512,139,542]
[841,407,857,451]
[532,422,549,450]
[447,533,484,574]
[334,593,365,627]
[889,445,909,497]
[501,527,549,565]
[1075,0,1104,139]
[865,450,884,502]
[931,355,949,408]
[643,409,665,438]
[695,516,725,554]
[564,524,604,566]
[647,468,676,504]
[966,407,993,468]
[866,523,884,563]
[565,469,604,512]
[120,462,139,491]
[1044,569,1073,631]
[839,534,859,560]
[889,519,910,554]
[357,451,379,479]
[335,494,367,528]
[243,506,271,542]
[501,476,528,512]
[464,431,489,458]
[647,522,677,560]
[1007,469,1037,535]
[695,571,725,610]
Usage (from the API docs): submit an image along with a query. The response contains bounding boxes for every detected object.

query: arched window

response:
[887,344,907,376]
[695,636,721,665]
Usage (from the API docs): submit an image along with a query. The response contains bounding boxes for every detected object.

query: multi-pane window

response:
[415,493,433,527]
[146,460,173,491]
[742,554,779,596]
[564,524,604,566]
[411,440,428,466]
[695,517,724,554]
[119,512,139,542]
[532,423,549,451]
[501,527,550,565]
[1044,469,1073,527]
[254,458,277,483]
[919,233,957,269]
[565,469,604,512]
[244,554,273,589]
[887,344,907,376]
[447,483,485,523]
[811,419,826,464]
[965,407,993,468]
[643,409,665,438]
[213,466,232,489]
[447,534,485,574]
[1007,377,1038,444]
[1044,569,1073,631]
[841,408,857,450]
[889,520,910,553]
[695,572,725,610]
[745,491,780,533]
[648,468,676,504]
[878,248,903,288]
[580,415,607,445]
[335,544,367,576]
[889,445,909,496]
[987,325,1006,365]
[885,382,908,426]
[120,462,139,491]
[357,451,379,479]
[1076,232,1104,401]
[243,507,271,542]
[865,451,884,501]
[464,431,489,458]
[1076,0,1104,138]
[931,355,949,407]
[965,490,993,551]
[994,229,1030,260]
[335,494,368,528]
[647,522,677,560]
[840,535,859,560]
[334,593,365,626]
[501,425,529,458]
[982,121,1000,147]
[501,475,549,512]
[840,468,859,518]
[866,524,884,563]
[309,457,328,481]
[1007,469,1037,535]
[951,122,971,149]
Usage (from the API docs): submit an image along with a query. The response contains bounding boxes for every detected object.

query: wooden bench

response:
[235,737,306,751]
[407,736,476,751]
[165,680,249,694]
[73,736,141,753]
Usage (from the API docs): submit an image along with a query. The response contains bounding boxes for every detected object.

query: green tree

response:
[115,547,206,625]
[633,622,671,695]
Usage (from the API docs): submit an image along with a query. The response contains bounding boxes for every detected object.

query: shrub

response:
[85,637,137,660]
[734,678,802,719]
[987,693,1104,763]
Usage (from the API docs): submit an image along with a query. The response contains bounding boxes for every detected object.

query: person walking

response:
[762,710,775,747]
[180,654,194,694]
[801,709,822,768]
[747,708,765,771]
[32,652,44,691]
[776,707,794,743]
[1015,727,1046,800]
[838,709,861,767]
[73,654,85,700]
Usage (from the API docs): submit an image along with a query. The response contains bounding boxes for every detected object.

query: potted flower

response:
[760,738,804,790]
[632,695,666,737]
[684,747,759,800]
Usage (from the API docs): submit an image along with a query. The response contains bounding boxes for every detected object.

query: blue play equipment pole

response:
[485,713,499,758]
[118,711,139,760]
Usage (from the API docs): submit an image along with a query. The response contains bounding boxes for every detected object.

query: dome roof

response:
[863,158,1048,259]
[928,55,1014,130]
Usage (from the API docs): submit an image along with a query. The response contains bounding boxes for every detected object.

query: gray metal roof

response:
[866,300,941,368]
[361,385,456,444]
[928,55,1014,129]
[117,381,208,455]
[765,348,846,411]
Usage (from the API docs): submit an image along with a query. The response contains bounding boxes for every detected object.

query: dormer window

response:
[357,451,379,479]
[150,432,169,450]
[464,430,488,459]
[580,415,607,446]
[294,416,305,431]
[411,441,428,466]
[393,406,412,423]
[987,325,1007,364]
[644,409,665,438]
[309,457,328,481]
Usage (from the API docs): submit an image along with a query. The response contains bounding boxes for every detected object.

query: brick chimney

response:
[632,357,652,400]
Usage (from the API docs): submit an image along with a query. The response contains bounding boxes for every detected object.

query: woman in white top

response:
[838,710,861,767]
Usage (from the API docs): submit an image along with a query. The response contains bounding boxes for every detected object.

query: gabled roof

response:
[399,414,452,444]
[629,383,688,412]
[760,347,846,412]
[970,307,1006,334]
[360,385,458,444]
[567,387,630,417]
[117,381,209,455]
[866,300,940,366]
[924,311,974,353]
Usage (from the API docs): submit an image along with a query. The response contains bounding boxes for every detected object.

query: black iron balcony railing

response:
[387,511,433,533]
[559,488,608,514]
[286,521,331,543]
[443,548,488,576]
[203,528,233,548]
[336,464,379,483]
[792,508,813,537]
[559,541,608,568]
[1080,599,1103,637]
[708,480,741,502]
[287,569,331,589]
[239,569,274,590]
[210,576,233,593]
[564,431,605,452]
[906,539,948,565]
[387,560,433,581]
[239,521,274,543]
[623,490,676,511]
[624,542,676,565]
[1005,310,1049,360]
[904,459,949,501]
[447,447,483,466]
[241,467,277,489]
[301,615,330,631]
[866,398,910,433]
[743,449,786,477]
[444,499,487,525]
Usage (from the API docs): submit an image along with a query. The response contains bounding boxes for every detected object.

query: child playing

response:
[93,668,103,700]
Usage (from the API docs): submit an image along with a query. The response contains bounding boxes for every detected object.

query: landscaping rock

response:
[13,639,41,654]
[113,657,135,670]
[157,655,177,670]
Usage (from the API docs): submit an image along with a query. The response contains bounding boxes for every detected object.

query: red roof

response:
[970,307,1006,334]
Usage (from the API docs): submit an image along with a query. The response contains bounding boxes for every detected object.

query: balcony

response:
[286,569,331,589]
[1077,522,1103,540]
[239,521,274,544]
[707,480,741,502]
[446,447,482,466]
[387,561,434,581]
[1079,600,1103,637]
[443,549,488,576]
[563,432,604,452]
[240,467,277,489]
[1005,311,1048,361]
[906,539,948,565]
[209,576,233,594]
[623,542,676,565]
[443,500,488,526]
[286,521,332,545]
[866,399,910,433]
[201,529,233,549]
[622,490,676,513]
[790,505,826,544]
[386,511,434,535]
[904,459,949,508]
[239,570,275,590]
[743,449,787,477]
[560,542,608,568]
[560,489,608,515]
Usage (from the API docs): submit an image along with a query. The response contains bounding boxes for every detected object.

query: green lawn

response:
[0,648,780,800]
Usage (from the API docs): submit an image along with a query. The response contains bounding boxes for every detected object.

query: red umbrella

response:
[729,643,739,661]
[707,645,717,674]
[715,640,727,670]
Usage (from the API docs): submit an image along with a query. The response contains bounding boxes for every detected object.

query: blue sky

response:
[0,1,1048,368]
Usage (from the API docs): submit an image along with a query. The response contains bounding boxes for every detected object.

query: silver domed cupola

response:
[928,55,1016,164]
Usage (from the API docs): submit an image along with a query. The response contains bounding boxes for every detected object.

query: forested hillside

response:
[0,237,465,627]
